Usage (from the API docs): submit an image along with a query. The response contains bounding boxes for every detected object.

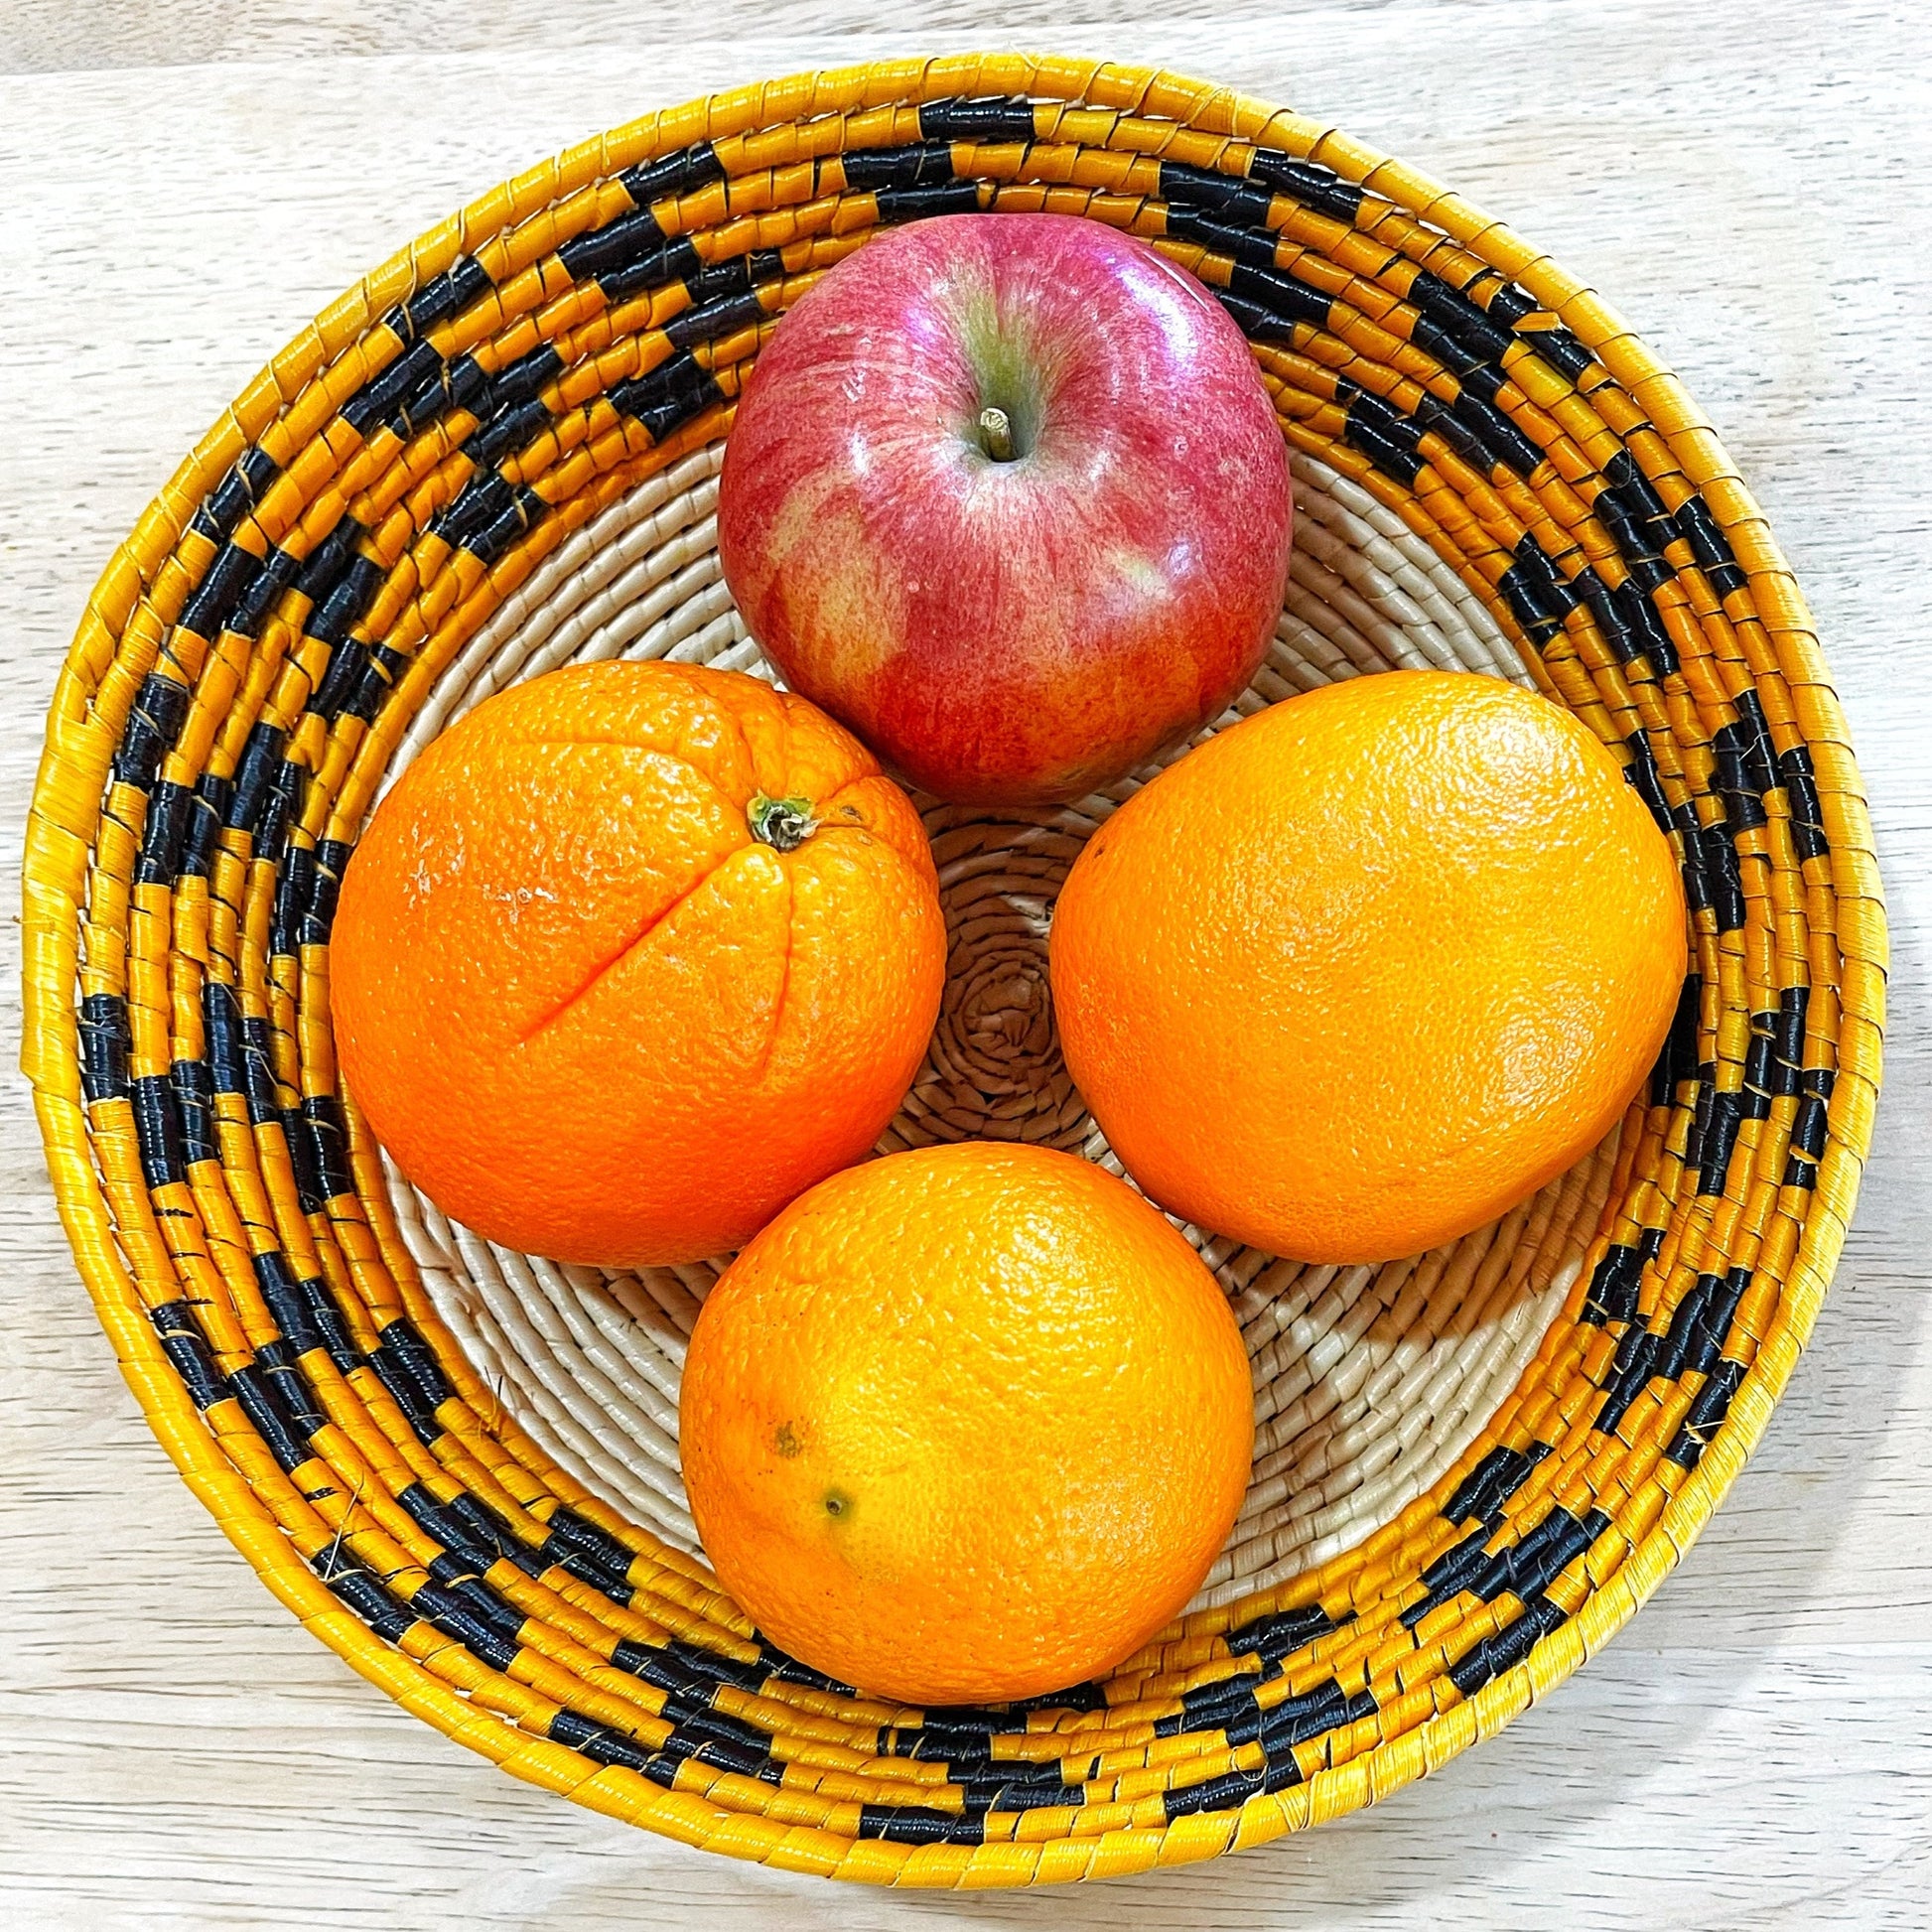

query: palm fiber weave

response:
[22,56,1885,1885]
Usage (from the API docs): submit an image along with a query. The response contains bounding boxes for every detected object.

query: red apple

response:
[718,213,1293,807]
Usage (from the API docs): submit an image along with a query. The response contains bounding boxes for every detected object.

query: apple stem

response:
[978,405,1016,463]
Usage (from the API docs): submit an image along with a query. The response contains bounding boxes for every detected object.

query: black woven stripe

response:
[1521,324,1593,379]
[1154,1671,1265,1740]
[314,1548,415,1644]
[467,395,551,470]
[367,1327,448,1443]
[1259,1678,1373,1750]
[664,287,770,352]
[291,514,367,613]
[958,1774,1090,1815]
[1404,1524,1492,1629]
[1164,1765,1267,1819]
[600,237,704,304]
[1583,1227,1664,1327]
[239,1014,280,1124]
[270,841,314,960]
[1498,569,1566,648]
[876,180,985,221]
[1338,386,1425,486]
[1674,493,1748,595]
[192,444,280,544]
[201,979,241,1098]
[392,254,492,344]
[1734,689,1780,795]
[1165,203,1280,270]
[297,1093,352,1203]
[1742,1012,1779,1119]
[1790,1090,1831,1163]
[917,95,1035,142]
[1621,726,1671,836]
[420,1558,527,1648]
[111,672,192,790]
[1667,1356,1748,1469]
[1697,1087,1746,1196]
[617,139,726,211]
[856,1803,984,1847]
[1713,721,1771,833]
[297,1273,363,1378]
[227,1360,317,1472]
[1407,268,1514,363]
[1500,533,1581,643]
[255,754,305,870]
[1700,819,1746,933]
[150,1301,226,1409]
[1470,1505,1609,1603]
[307,554,383,656]
[1245,147,1364,222]
[1593,480,1674,594]
[410,1577,520,1671]
[173,1055,216,1166]
[257,1340,328,1437]
[755,1640,859,1696]
[398,1485,492,1568]
[1447,1592,1568,1696]
[537,1505,637,1602]
[1617,575,1680,675]
[1417,387,1543,477]
[1655,1267,1750,1386]
[224,722,286,838]
[1444,1440,1553,1525]
[250,1247,322,1358]
[277,1104,323,1214]
[844,140,958,192]
[134,777,194,885]
[130,1072,185,1189]
[178,539,261,643]
[548,1706,668,1777]
[231,544,301,637]
[383,1316,454,1407]
[614,1636,768,1696]
[303,839,349,946]
[1777,746,1829,860]
[78,992,131,1103]
[1649,972,1703,1106]
[1159,158,1273,225]
[1223,1600,1342,1667]
[1227,257,1333,329]
[561,204,667,281]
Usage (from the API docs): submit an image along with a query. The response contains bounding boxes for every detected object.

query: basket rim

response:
[18,50,1888,1885]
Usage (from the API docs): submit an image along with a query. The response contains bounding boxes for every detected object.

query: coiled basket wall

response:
[22,56,1884,1886]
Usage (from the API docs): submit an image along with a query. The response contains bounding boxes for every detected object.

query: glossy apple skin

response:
[718,213,1293,807]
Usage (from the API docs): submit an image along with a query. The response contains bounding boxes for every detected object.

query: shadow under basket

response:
[22,56,1885,1886]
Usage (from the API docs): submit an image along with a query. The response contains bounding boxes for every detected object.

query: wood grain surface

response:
[2,2,1927,1925]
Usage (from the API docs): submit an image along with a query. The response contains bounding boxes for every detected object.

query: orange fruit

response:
[1049,670,1688,1263]
[680,1142,1254,1705]
[332,660,945,1267]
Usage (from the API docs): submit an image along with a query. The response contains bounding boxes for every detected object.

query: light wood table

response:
[3,3,1926,1924]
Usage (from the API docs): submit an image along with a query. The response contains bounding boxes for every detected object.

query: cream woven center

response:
[378,442,1615,1610]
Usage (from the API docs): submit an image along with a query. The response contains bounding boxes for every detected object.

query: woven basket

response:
[22,56,1885,1886]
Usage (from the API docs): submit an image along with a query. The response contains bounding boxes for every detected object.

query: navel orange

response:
[679,1142,1254,1706]
[1049,670,1688,1264]
[331,660,945,1267]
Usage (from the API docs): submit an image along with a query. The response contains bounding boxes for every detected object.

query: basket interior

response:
[24,56,1879,1885]
[380,435,1621,1613]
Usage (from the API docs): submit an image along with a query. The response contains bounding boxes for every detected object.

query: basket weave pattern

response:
[21,56,1884,1885]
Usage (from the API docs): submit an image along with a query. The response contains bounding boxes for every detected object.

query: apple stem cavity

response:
[748,792,819,853]
[977,405,1017,463]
